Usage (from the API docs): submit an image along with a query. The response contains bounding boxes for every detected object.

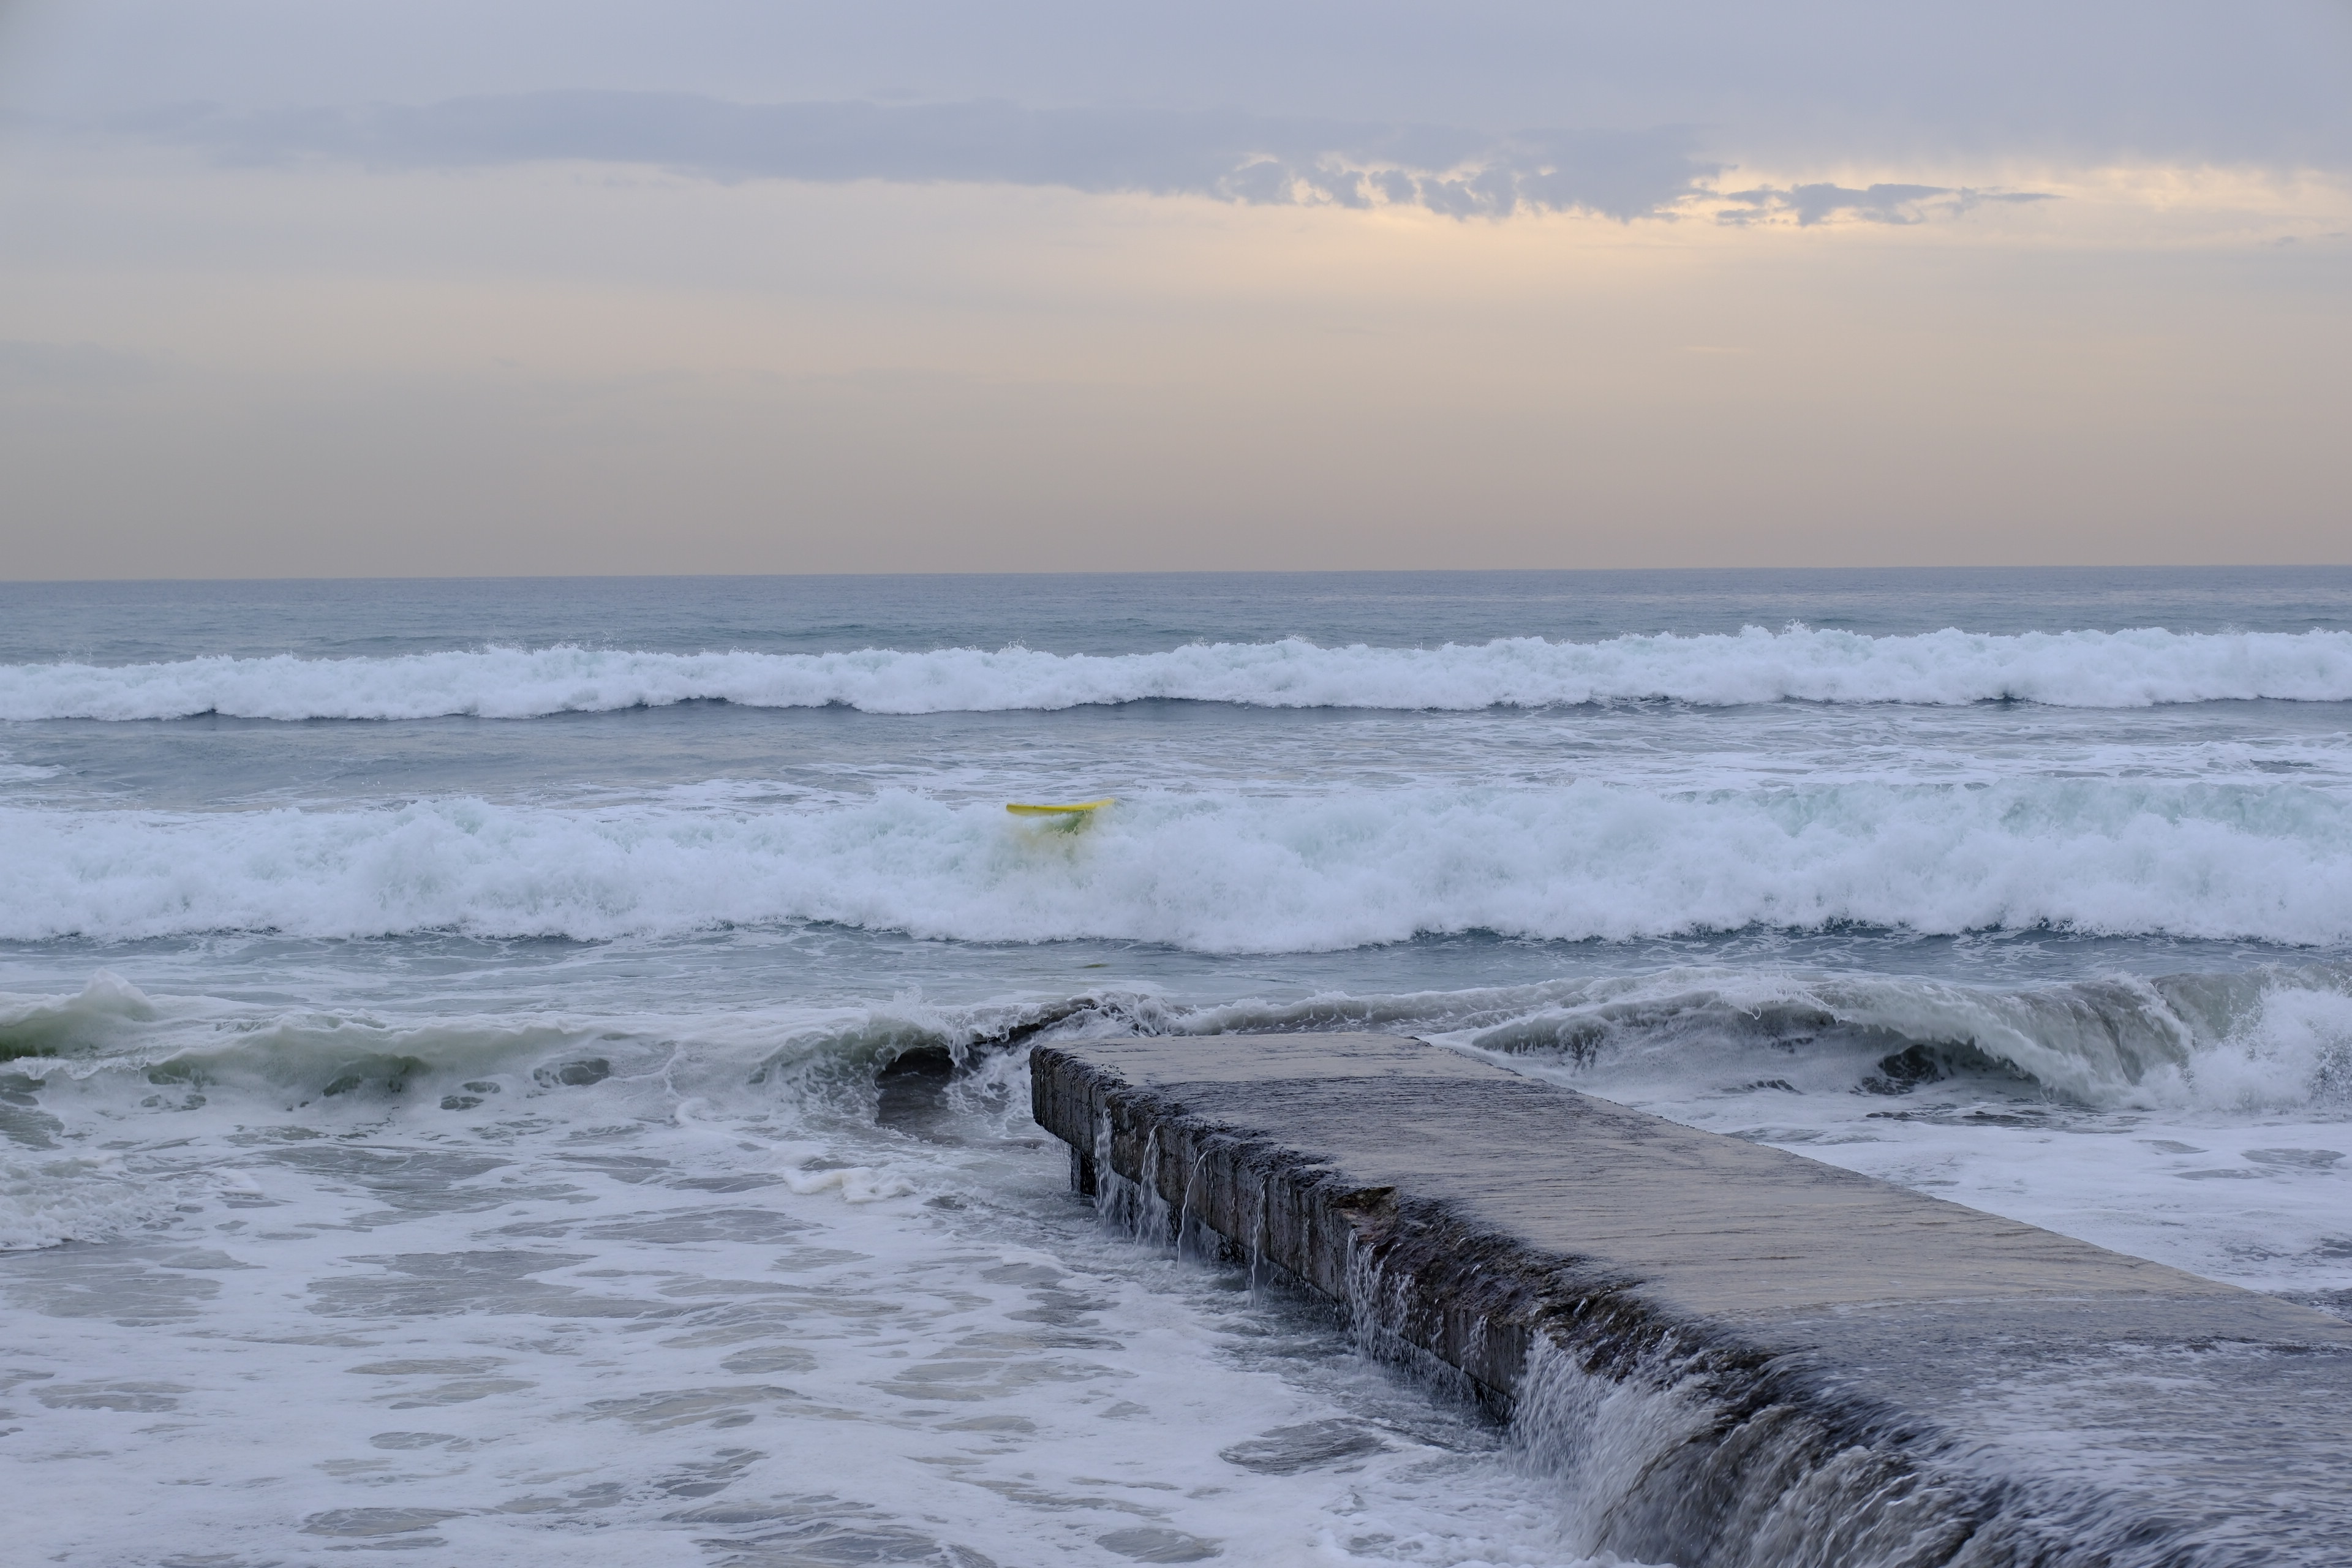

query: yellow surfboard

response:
[1006,798,1116,817]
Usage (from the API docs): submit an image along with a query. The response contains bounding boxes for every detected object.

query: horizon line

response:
[7,562,2352,589]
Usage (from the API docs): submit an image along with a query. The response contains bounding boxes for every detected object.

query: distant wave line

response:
[6,625,2352,720]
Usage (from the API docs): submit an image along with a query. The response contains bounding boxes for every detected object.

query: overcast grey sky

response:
[3,1,2348,575]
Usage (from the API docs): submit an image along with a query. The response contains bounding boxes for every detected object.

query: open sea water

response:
[2,567,2350,1566]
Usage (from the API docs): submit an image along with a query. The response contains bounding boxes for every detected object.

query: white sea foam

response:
[6,778,2351,949]
[2155,983,2352,1110]
[6,625,2352,720]
[2,962,2343,1309]
[7,964,2346,1116]
[1438,965,2352,1109]
[0,1152,194,1251]
[0,979,1600,1568]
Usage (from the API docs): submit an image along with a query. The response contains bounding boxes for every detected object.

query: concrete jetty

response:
[1031,1033,2352,1568]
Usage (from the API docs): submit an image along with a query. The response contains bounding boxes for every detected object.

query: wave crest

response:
[7,625,2352,721]
[6,780,2352,948]
[5,965,2348,1118]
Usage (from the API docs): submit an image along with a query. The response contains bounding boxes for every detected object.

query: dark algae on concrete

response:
[1030,1033,2352,1567]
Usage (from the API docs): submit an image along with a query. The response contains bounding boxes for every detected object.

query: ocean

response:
[2,567,2348,1566]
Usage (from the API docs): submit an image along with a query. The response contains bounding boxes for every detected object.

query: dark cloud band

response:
[129,92,2062,225]
[131,91,1719,220]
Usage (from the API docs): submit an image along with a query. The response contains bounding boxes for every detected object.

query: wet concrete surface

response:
[1033,1033,2352,1567]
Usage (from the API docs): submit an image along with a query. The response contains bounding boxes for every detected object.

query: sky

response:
[1,2,2348,577]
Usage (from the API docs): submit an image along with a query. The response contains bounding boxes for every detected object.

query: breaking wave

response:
[3,961,2344,1250]
[5,963,2348,1122]
[7,625,2352,720]
[1433,965,2352,1110]
[6,777,2352,949]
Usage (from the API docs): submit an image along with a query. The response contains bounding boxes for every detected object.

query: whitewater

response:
[2,568,2348,1566]
[8,778,2352,948]
[9,624,2352,721]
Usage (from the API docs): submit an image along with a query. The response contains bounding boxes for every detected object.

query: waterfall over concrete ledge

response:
[1032,1033,2352,1567]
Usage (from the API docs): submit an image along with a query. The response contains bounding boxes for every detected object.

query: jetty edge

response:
[1030,1031,2352,1568]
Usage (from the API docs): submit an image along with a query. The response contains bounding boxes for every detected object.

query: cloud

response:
[129,91,1722,221]
[1715,183,2059,226]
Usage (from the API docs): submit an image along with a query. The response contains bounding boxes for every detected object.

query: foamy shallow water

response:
[4,569,2350,1565]
[1,1009,1615,1566]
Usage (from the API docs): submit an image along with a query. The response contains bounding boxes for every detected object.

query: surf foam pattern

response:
[7,778,2351,948]
[2,966,2345,1302]
[5,964,2347,1127]
[8,625,2352,720]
